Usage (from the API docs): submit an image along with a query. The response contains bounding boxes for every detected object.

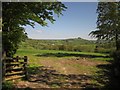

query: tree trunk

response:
[116,40,120,51]
[115,32,120,51]
[114,32,120,77]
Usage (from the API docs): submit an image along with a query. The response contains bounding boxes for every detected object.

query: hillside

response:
[19,37,96,52]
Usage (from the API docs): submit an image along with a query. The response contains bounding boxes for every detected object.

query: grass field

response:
[15,49,109,58]
[11,49,115,88]
[15,49,111,68]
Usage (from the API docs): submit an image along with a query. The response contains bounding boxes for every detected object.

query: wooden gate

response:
[2,56,28,81]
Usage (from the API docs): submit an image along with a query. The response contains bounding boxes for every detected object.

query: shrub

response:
[2,81,15,90]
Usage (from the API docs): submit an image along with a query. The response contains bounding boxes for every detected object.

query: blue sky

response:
[25,2,98,40]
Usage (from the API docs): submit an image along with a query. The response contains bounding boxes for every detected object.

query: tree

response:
[90,2,120,77]
[90,2,120,51]
[2,2,67,57]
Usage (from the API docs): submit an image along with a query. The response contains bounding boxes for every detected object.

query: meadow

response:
[11,48,114,89]
[3,38,117,89]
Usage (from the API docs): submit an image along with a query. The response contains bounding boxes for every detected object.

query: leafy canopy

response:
[2,2,67,57]
[90,2,120,51]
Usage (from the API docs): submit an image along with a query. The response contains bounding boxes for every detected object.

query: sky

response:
[24,2,98,40]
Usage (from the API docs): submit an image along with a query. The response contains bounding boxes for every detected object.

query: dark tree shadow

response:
[23,65,102,89]
[10,59,120,89]
[35,52,109,58]
[95,61,120,90]
[25,60,120,89]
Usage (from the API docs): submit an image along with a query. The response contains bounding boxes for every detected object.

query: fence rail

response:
[2,56,28,81]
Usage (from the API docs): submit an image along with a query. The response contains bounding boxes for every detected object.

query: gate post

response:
[2,59,6,82]
[24,56,28,80]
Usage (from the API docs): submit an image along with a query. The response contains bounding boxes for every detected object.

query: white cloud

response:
[35,30,44,33]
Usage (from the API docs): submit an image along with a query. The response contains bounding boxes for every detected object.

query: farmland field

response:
[10,48,118,89]
[2,2,120,90]
[3,38,118,89]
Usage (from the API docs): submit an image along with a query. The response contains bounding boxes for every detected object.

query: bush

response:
[2,81,15,90]
[96,47,114,53]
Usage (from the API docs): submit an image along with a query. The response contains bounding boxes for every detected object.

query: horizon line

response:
[28,37,96,41]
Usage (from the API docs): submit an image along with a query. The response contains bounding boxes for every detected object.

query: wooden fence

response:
[2,56,28,81]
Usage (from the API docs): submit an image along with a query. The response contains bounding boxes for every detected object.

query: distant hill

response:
[19,37,96,52]
[63,37,96,45]
[29,37,96,45]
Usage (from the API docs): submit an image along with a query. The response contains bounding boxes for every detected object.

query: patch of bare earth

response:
[14,57,110,88]
[39,57,109,75]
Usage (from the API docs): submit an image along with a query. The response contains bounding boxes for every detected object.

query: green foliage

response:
[2,81,15,90]
[3,27,27,57]
[19,37,116,54]
[96,47,115,53]
[2,2,67,27]
[19,38,96,52]
[2,2,67,57]
[90,2,120,51]
[90,2,120,78]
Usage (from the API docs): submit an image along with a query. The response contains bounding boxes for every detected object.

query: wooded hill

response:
[19,37,115,53]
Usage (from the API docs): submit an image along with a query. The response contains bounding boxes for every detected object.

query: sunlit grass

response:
[92,57,113,61]
[16,49,108,57]
[15,49,110,65]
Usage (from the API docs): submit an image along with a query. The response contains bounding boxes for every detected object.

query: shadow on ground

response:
[23,61,120,89]
[95,62,120,90]
[26,65,100,89]
[35,52,109,58]
[5,60,120,89]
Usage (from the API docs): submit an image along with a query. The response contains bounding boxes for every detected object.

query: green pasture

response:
[15,49,112,66]
[16,49,109,57]
[13,49,113,88]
